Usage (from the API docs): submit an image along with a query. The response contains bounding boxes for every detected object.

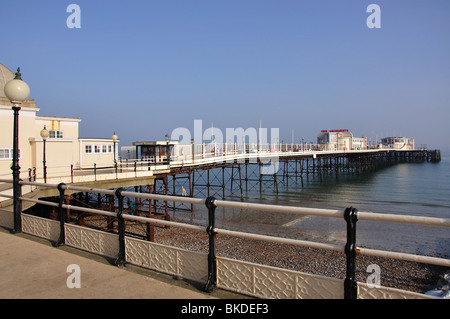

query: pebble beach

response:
[152,223,447,295]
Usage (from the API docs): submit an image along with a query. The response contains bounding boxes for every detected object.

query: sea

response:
[169,150,450,259]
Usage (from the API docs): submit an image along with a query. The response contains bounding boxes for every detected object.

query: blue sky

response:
[1,1,449,149]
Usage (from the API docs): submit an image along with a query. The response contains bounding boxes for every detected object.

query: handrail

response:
[16,193,450,268]
[12,180,450,228]
[357,247,450,267]
[357,211,450,227]
[215,227,345,252]
[214,199,345,219]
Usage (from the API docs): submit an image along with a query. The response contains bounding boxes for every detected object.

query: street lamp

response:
[165,133,170,165]
[4,67,30,233]
[40,126,49,183]
[191,138,195,163]
[111,132,118,163]
[111,132,118,177]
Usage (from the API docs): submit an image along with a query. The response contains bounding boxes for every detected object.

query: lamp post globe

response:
[5,67,30,233]
[4,68,30,104]
[40,125,49,139]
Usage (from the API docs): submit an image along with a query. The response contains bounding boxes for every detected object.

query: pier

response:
[1,144,440,243]
[130,145,440,208]
[123,146,442,242]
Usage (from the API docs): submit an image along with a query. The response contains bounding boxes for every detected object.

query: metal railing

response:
[1,143,428,184]
[0,179,449,299]
[70,161,155,182]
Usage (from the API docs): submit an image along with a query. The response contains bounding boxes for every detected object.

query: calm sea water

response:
[171,150,450,258]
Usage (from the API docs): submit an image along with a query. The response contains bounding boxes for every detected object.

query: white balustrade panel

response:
[65,223,119,258]
[22,213,60,242]
[357,282,435,299]
[125,237,208,284]
[217,256,344,299]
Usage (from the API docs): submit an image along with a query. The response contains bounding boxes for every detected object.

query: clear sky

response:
[1,0,449,150]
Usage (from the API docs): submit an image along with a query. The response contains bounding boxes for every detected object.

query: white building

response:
[317,129,367,151]
[380,137,415,150]
[0,62,118,181]
[352,136,367,150]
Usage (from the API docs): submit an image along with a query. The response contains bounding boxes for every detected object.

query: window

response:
[85,144,113,154]
[0,148,21,160]
[49,130,64,139]
[0,149,10,159]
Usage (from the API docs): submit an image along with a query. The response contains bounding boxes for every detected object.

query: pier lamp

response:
[4,67,30,233]
[165,134,170,166]
[40,126,49,183]
[191,138,195,163]
[111,132,118,164]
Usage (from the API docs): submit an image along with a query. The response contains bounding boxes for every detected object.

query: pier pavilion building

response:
[317,129,367,151]
[380,137,415,150]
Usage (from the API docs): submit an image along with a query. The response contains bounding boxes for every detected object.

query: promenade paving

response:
[0,229,224,299]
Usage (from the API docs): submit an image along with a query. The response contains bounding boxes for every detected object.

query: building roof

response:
[132,141,179,146]
[0,62,15,100]
[37,115,81,122]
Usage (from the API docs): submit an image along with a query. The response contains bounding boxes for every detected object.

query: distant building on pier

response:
[317,129,367,151]
[132,141,178,163]
[380,137,415,150]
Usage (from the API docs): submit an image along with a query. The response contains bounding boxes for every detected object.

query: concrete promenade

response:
[0,229,227,299]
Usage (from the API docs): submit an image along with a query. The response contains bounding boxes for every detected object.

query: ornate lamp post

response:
[165,133,170,166]
[112,132,118,177]
[111,132,118,164]
[191,138,195,163]
[4,68,30,233]
[40,126,49,183]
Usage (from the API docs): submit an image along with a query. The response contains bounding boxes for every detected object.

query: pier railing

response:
[0,144,431,186]
[1,179,449,299]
